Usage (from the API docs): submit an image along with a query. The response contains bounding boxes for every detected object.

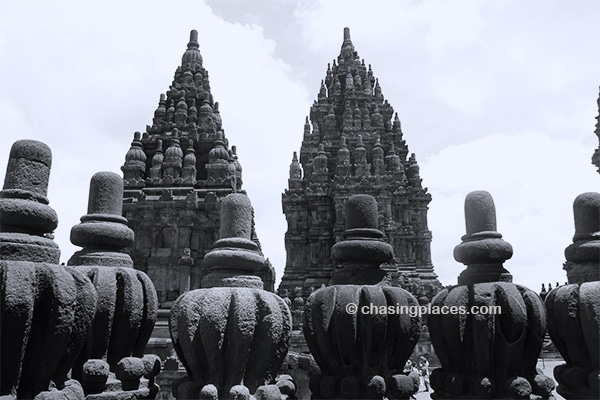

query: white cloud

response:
[422,133,598,290]
[0,0,599,295]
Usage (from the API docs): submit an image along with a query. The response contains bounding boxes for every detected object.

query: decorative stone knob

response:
[68,172,157,376]
[0,140,59,261]
[546,192,600,398]
[429,191,553,399]
[170,193,292,398]
[0,140,97,399]
[453,191,513,285]
[330,194,394,285]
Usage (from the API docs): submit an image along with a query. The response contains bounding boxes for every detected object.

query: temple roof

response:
[121,30,242,190]
[289,27,425,191]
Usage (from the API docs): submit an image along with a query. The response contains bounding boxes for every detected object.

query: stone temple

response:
[4,26,599,400]
[120,30,274,308]
[279,28,440,299]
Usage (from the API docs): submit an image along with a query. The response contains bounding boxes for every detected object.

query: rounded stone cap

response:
[220,193,253,239]
[0,140,58,238]
[572,192,600,242]
[565,192,600,264]
[454,191,513,265]
[87,172,124,215]
[70,171,133,252]
[115,357,145,381]
[2,140,52,199]
[463,191,496,237]
[345,194,379,230]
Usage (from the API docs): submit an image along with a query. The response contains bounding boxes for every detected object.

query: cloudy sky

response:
[1,0,598,292]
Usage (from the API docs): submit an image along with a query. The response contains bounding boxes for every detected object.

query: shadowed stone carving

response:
[68,172,158,378]
[303,194,421,399]
[330,194,394,285]
[428,191,554,399]
[0,140,97,399]
[169,193,292,399]
[280,27,439,300]
[545,192,600,398]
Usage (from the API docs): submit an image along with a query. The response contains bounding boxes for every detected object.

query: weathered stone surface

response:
[546,193,600,398]
[330,194,394,285]
[32,380,85,400]
[280,27,440,298]
[0,140,97,399]
[454,191,513,284]
[121,31,271,307]
[304,284,420,398]
[170,287,292,394]
[169,193,291,398]
[202,194,272,289]
[429,191,553,399]
[82,360,110,394]
[0,140,59,261]
[303,194,420,399]
[69,172,158,377]
[254,385,281,400]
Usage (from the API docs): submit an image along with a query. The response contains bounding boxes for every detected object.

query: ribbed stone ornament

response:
[169,193,292,399]
[68,171,158,377]
[429,191,554,399]
[545,192,600,399]
[0,140,97,399]
[304,194,421,399]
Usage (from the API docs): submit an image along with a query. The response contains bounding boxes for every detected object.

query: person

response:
[419,356,430,392]
[403,359,413,374]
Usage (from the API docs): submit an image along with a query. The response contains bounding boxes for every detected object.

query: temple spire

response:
[187,29,199,49]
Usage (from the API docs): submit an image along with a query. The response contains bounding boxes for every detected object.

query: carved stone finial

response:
[188,29,199,49]
[545,192,600,398]
[454,191,513,285]
[289,151,302,180]
[564,192,600,282]
[202,193,267,289]
[69,172,134,267]
[69,172,157,376]
[429,190,553,399]
[330,194,394,284]
[0,139,59,262]
[0,140,97,399]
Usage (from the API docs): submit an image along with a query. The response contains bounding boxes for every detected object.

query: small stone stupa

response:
[428,191,554,399]
[169,193,292,399]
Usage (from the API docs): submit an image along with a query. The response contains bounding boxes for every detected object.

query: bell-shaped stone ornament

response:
[0,140,97,399]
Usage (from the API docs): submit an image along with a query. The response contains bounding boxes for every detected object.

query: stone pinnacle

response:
[69,172,134,266]
[564,192,600,283]
[0,140,60,263]
[454,191,513,285]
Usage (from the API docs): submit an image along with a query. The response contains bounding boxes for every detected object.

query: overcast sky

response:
[1,0,598,292]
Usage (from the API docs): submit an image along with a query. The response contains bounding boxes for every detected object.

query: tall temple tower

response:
[120,30,272,307]
[280,28,439,298]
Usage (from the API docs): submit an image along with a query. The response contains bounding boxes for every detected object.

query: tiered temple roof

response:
[121,30,242,190]
[120,31,271,307]
[280,28,439,298]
